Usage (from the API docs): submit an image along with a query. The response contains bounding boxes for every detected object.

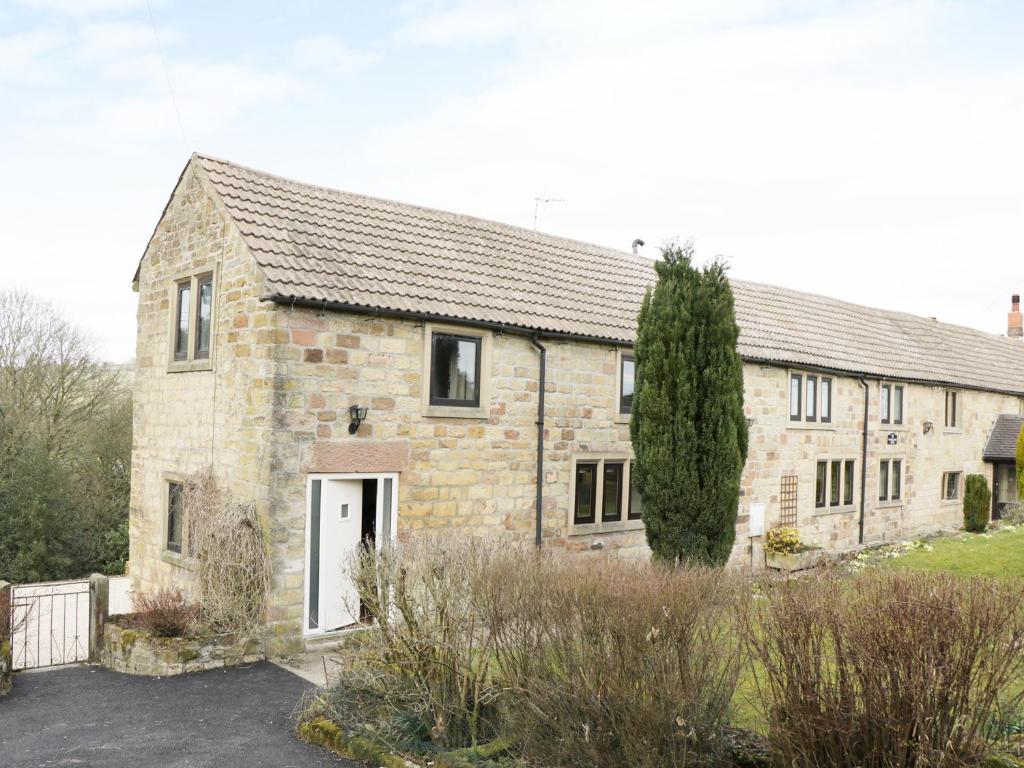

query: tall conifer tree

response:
[630,243,748,566]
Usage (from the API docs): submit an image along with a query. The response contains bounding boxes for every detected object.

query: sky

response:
[1,0,1023,362]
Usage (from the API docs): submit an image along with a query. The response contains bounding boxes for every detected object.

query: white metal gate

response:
[10,579,92,670]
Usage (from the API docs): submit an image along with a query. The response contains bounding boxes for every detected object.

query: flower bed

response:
[100,620,263,676]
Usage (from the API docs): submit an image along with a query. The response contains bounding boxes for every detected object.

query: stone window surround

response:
[812,457,857,515]
[160,471,194,571]
[877,456,905,508]
[567,453,644,536]
[421,322,493,419]
[879,382,907,430]
[166,266,217,374]
[787,369,836,431]
[614,348,634,424]
[943,389,964,433]
[941,470,963,503]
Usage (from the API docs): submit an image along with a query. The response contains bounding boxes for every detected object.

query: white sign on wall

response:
[748,503,766,538]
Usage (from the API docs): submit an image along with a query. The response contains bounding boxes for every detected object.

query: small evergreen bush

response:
[964,474,992,533]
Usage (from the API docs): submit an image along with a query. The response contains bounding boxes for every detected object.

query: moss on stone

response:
[297,717,409,768]
[178,647,201,663]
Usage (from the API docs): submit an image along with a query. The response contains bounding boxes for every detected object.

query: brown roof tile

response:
[193,154,1024,395]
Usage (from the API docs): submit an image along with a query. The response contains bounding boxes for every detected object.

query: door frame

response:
[303,472,399,638]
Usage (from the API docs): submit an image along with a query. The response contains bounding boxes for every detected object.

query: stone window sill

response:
[812,504,856,517]
[943,428,963,435]
[167,359,213,374]
[569,519,645,536]
[161,550,195,570]
[614,412,631,425]
[876,500,904,509]
[787,422,837,432]
[423,404,488,420]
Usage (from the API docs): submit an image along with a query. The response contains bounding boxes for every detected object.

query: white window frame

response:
[421,322,492,419]
[568,454,643,535]
[167,268,216,373]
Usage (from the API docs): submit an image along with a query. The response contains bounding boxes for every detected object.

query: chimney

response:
[1009,294,1023,338]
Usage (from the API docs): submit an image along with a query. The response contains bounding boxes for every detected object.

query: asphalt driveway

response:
[0,662,357,767]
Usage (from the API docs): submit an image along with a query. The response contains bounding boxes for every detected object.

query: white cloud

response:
[0,27,66,80]
[75,20,162,60]
[293,35,378,75]
[17,0,152,15]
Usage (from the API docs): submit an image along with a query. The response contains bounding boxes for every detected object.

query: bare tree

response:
[0,290,121,458]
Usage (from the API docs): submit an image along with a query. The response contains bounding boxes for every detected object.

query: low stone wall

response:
[101,621,264,676]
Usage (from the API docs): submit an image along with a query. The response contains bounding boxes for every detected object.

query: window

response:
[167,481,183,554]
[627,461,643,520]
[879,459,903,502]
[571,457,640,531]
[174,281,191,361]
[892,386,903,425]
[790,374,802,421]
[942,471,962,501]
[815,461,827,507]
[573,463,598,524]
[790,372,832,424]
[881,384,904,425]
[945,390,960,428]
[619,355,635,415]
[170,271,214,367]
[430,333,481,407]
[195,275,213,359]
[602,462,624,522]
[816,459,855,509]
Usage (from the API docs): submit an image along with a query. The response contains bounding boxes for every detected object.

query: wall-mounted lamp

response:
[923,419,933,434]
[348,404,369,435]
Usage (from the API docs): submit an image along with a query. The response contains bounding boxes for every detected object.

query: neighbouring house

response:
[130,154,1024,652]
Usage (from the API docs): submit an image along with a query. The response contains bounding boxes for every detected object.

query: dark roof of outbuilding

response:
[984,414,1024,462]
[162,154,1024,395]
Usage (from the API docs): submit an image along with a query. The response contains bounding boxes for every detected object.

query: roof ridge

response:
[194,152,656,269]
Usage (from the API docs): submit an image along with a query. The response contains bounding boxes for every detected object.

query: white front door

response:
[317,478,363,631]
[306,473,398,636]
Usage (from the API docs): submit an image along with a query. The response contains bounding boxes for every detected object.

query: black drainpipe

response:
[530,336,547,548]
[858,377,869,544]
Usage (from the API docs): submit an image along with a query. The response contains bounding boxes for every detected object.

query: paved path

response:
[0,662,356,767]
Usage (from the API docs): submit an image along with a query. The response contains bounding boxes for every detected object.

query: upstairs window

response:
[881,384,904,425]
[170,271,214,368]
[430,333,481,407]
[944,390,961,428]
[791,372,833,424]
[619,355,635,415]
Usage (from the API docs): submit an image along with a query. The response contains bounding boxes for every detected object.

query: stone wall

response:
[129,165,277,608]
[101,622,263,676]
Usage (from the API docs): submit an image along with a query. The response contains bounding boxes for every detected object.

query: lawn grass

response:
[877,525,1024,579]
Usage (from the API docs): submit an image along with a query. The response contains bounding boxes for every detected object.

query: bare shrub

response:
[744,570,1024,768]
[182,468,271,634]
[352,537,505,750]
[129,588,200,638]
[482,551,744,768]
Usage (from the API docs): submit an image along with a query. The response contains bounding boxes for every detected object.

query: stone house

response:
[130,154,1024,651]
